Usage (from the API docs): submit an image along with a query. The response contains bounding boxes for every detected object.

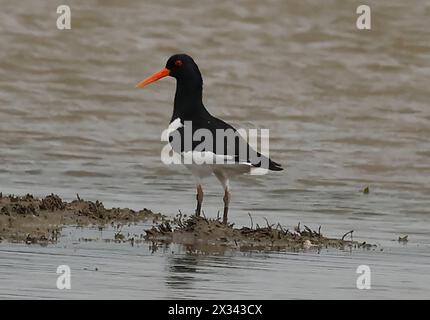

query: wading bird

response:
[136,54,283,224]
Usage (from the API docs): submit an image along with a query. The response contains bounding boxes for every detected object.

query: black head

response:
[136,53,202,89]
[165,54,202,83]
[136,53,207,120]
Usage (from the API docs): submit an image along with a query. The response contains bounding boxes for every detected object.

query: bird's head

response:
[136,53,202,89]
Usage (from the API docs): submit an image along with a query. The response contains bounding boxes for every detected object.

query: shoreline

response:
[0,193,162,244]
[0,193,374,252]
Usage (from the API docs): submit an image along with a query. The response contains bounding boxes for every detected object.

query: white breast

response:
[161,117,183,141]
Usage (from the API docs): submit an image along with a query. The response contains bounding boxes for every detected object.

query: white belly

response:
[184,163,214,179]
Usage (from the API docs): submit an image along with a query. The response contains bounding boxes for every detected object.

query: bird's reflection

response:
[164,244,231,293]
[165,247,202,292]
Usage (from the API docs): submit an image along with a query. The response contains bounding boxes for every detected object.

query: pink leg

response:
[195,184,203,216]
[222,188,231,224]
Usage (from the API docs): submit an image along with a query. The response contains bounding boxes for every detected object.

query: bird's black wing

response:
[168,115,283,171]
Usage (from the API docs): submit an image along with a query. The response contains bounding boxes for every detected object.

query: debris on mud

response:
[0,193,162,244]
[144,214,367,252]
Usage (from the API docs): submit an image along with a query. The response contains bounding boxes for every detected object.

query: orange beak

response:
[136,68,170,88]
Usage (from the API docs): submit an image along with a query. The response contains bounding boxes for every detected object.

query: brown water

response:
[0,0,429,299]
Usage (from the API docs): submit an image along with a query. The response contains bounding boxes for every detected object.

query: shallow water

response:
[1,224,429,299]
[0,0,429,299]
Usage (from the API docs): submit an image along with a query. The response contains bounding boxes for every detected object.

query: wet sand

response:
[0,193,161,243]
[145,215,369,252]
[0,193,374,252]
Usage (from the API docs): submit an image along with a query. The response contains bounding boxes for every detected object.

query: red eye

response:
[175,60,183,67]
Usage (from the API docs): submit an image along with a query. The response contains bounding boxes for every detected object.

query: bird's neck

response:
[172,80,209,121]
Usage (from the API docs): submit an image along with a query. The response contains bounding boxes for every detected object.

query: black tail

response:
[249,156,284,171]
[268,159,283,171]
[242,149,284,171]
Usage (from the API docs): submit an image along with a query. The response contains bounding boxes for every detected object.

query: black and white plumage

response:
[137,54,283,224]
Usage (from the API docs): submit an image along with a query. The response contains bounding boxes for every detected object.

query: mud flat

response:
[0,193,162,243]
[144,214,374,252]
[0,193,373,251]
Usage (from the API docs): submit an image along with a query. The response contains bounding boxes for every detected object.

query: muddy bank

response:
[0,193,162,243]
[144,214,374,252]
[1,193,373,251]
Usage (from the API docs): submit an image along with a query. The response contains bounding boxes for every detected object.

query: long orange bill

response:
[136,68,170,88]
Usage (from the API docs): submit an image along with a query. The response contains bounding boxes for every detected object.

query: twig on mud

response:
[217,211,220,221]
[341,230,354,241]
[76,193,81,201]
[176,210,185,228]
[304,225,314,236]
[158,221,172,233]
[318,226,321,237]
[248,213,254,229]
[263,217,274,230]
[276,223,285,233]
[202,213,209,225]
[295,222,301,233]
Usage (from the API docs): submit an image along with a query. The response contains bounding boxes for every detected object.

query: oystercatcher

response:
[137,54,283,224]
